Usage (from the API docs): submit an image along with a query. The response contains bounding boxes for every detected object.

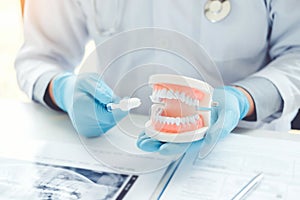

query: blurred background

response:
[0,0,29,102]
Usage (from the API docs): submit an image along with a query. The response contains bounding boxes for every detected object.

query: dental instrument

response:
[231,172,264,200]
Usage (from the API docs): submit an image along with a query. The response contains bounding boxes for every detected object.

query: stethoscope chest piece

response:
[204,0,231,23]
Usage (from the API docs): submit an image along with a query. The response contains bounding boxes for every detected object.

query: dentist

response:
[15,0,300,155]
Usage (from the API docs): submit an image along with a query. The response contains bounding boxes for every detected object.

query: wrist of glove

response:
[210,86,250,134]
[198,86,250,158]
[52,73,75,112]
[52,73,127,137]
[137,86,251,156]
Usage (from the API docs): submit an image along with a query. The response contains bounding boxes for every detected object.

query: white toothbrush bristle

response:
[119,98,141,111]
[127,98,141,109]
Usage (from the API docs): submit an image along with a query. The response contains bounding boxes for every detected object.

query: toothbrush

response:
[106,98,142,112]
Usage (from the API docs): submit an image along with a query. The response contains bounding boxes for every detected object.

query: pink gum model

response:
[145,74,214,143]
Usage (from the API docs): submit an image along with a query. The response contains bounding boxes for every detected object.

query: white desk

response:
[0,99,78,143]
[1,100,300,199]
[0,100,174,200]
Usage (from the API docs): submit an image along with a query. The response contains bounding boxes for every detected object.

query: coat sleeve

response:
[15,0,89,106]
[235,0,300,123]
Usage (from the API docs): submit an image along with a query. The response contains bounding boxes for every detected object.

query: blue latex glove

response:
[52,73,127,137]
[137,86,250,156]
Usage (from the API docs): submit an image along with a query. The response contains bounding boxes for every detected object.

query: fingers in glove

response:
[199,109,239,159]
[76,73,115,104]
[158,142,191,155]
[137,133,164,152]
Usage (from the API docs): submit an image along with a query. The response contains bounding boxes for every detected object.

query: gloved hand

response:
[52,73,127,137]
[137,86,250,156]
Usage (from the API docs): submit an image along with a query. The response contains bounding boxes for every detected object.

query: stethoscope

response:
[93,0,231,36]
[204,0,231,23]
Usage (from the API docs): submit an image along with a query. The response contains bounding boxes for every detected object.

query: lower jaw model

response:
[145,74,214,143]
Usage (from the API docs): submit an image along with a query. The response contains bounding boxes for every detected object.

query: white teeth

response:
[171,117,176,125]
[190,116,196,124]
[154,114,201,126]
[158,116,164,123]
[193,99,198,106]
[167,90,175,99]
[191,99,195,106]
[185,116,190,124]
[151,87,204,129]
[161,89,167,98]
[180,92,186,102]
[189,97,194,106]
[165,117,170,124]
[186,97,192,106]
[168,117,174,125]
[196,100,200,107]
[152,89,201,107]
[175,117,180,126]
[180,117,186,124]
[187,116,191,124]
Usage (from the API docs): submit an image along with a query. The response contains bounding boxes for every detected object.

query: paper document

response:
[0,139,171,200]
[160,134,300,200]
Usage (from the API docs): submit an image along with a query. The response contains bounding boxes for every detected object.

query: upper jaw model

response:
[145,74,214,143]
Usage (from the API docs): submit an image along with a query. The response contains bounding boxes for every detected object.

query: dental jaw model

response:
[145,74,214,143]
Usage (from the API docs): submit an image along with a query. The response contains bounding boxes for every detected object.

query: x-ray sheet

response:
[161,134,300,200]
[0,158,133,200]
[0,139,170,200]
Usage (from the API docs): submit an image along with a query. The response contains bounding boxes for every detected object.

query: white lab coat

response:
[15,0,300,131]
